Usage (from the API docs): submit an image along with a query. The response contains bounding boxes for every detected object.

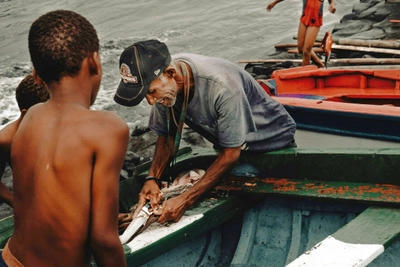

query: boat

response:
[255,65,400,142]
[1,146,400,266]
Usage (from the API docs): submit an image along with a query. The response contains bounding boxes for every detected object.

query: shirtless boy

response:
[0,74,50,208]
[267,0,336,68]
[6,10,129,266]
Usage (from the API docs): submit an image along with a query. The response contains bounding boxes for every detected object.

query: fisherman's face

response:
[145,74,178,107]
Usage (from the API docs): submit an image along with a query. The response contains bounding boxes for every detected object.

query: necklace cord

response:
[166,62,190,182]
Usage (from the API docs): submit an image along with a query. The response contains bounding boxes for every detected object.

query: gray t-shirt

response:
[149,53,296,152]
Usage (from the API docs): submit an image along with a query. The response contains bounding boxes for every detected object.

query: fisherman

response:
[114,39,296,223]
[5,10,128,266]
[0,74,50,208]
[267,0,336,68]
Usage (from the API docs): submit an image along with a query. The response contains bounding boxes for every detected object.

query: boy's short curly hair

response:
[28,10,99,84]
[16,74,50,111]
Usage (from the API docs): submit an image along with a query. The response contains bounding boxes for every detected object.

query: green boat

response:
[1,146,400,266]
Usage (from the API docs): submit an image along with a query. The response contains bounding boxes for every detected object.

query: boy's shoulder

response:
[0,120,20,152]
[83,109,129,136]
[87,109,126,126]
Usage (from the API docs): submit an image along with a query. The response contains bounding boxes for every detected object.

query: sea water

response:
[0,0,358,125]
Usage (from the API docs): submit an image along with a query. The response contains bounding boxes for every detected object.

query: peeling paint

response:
[216,176,400,205]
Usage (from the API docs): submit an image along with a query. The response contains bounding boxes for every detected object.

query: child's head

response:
[16,74,50,111]
[28,10,99,84]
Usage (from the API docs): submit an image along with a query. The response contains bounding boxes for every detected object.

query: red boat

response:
[258,65,400,142]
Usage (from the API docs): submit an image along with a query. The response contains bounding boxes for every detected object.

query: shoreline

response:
[244,0,400,79]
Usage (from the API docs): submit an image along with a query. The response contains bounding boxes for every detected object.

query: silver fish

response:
[119,169,205,244]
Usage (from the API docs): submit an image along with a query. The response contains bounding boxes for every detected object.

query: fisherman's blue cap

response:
[114,39,171,107]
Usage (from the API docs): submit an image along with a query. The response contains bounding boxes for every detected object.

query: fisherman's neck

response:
[178,61,195,101]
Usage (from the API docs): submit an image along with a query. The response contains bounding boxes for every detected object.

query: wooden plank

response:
[333,206,400,248]
[287,206,400,266]
[337,38,400,49]
[287,48,324,54]
[329,58,400,65]
[216,176,400,207]
[161,147,400,185]
[287,44,400,55]
[274,43,321,49]
[240,148,400,186]
[239,59,303,64]
[332,44,400,55]
[238,58,400,65]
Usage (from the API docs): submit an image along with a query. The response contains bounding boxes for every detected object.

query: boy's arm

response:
[267,0,284,12]
[0,117,24,208]
[0,119,21,152]
[0,156,13,207]
[90,116,129,267]
[328,0,336,13]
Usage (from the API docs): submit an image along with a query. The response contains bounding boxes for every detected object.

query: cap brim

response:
[114,79,148,107]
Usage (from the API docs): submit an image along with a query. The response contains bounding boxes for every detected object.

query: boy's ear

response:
[88,52,101,76]
[20,109,28,119]
[32,68,45,87]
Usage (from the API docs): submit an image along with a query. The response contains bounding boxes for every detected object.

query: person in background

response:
[6,10,128,266]
[113,39,296,224]
[267,0,336,68]
[0,74,50,208]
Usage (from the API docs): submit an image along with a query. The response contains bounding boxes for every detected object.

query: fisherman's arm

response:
[132,135,173,218]
[156,146,241,223]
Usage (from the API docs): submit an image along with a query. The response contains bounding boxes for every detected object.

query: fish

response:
[119,202,152,244]
[118,169,205,244]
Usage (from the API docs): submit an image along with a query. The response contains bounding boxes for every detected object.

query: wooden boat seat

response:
[286,206,400,266]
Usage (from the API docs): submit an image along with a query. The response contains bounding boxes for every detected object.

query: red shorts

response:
[300,0,324,27]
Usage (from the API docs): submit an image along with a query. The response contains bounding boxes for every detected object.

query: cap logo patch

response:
[154,69,160,76]
[120,63,138,84]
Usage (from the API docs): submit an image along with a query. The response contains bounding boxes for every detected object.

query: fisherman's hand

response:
[132,180,163,219]
[154,195,188,224]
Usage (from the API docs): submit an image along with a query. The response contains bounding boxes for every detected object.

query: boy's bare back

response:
[10,104,128,266]
[6,10,128,267]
